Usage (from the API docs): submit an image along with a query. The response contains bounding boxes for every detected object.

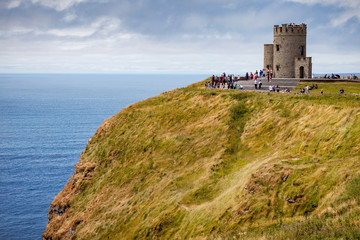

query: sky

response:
[0,0,359,74]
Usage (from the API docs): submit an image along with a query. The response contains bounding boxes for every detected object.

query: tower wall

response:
[264,44,273,71]
[295,57,312,78]
[273,24,307,78]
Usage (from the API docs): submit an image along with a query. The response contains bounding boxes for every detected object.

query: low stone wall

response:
[300,78,360,83]
[314,76,359,80]
[269,78,360,83]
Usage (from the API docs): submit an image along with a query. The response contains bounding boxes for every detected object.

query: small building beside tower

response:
[264,23,312,78]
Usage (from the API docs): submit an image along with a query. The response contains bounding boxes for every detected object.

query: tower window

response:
[267,65,270,69]
[276,65,280,71]
[300,46,304,56]
[276,45,280,51]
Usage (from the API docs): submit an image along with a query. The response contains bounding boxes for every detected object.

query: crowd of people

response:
[350,74,358,80]
[268,85,291,93]
[244,69,274,82]
[207,70,275,89]
[205,78,244,90]
[208,73,240,89]
[287,23,306,27]
[205,77,291,93]
[323,74,341,79]
[204,70,294,93]
[205,72,353,96]
[322,73,358,80]
[299,84,318,94]
[298,84,345,95]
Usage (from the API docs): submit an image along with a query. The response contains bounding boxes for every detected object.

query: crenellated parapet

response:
[274,23,306,36]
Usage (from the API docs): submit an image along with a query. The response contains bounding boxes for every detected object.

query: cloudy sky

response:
[0,0,359,74]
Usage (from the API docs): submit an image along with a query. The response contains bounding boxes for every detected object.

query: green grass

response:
[43,80,360,240]
[345,174,360,204]
[294,81,360,94]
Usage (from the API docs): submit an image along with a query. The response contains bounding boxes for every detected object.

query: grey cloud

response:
[0,0,359,74]
[5,0,88,11]
[284,0,360,26]
[0,0,276,40]
[31,0,86,11]
[7,0,21,9]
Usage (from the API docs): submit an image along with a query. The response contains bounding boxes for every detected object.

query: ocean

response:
[0,74,207,240]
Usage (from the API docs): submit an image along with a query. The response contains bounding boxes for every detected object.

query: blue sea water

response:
[0,74,207,240]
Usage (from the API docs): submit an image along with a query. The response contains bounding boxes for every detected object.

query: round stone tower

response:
[273,23,307,78]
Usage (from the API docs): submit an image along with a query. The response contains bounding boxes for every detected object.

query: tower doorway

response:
[299,66,304,78]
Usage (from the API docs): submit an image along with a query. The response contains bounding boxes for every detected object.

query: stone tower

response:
[264,23,312,78]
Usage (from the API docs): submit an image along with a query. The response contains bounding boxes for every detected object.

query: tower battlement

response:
[264,23,312,79]
[274,23,306,36]
[296,57,307,61]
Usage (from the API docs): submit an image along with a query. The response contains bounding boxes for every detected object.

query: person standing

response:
[254,79,258,89]
[259,80,262,89]
[267,69,270,82]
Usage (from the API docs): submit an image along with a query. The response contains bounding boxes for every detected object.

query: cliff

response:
[43,80,360,239]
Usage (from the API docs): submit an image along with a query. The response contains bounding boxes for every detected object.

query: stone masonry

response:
[295,57,312,78]
[264,23,312,78]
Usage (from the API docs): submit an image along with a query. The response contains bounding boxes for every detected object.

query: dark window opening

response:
[276,45,280,51]
[266,65,270,69]
[300,46,304,56]
[276,65,280,71]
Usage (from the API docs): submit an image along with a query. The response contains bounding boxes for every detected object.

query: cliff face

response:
[43,80,360,239]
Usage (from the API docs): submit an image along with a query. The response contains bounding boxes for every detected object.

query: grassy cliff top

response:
[294,81,360,94]
[43,80,360,239]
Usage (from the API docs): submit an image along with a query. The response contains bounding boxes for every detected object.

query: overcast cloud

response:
[0,0,359,74]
